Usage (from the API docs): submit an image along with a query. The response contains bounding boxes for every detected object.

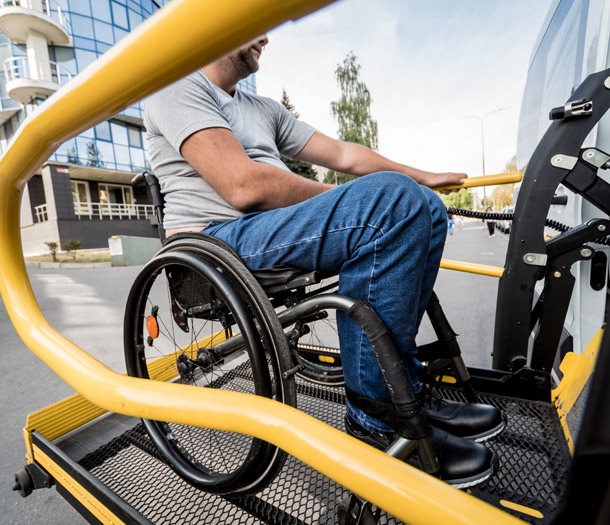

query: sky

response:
[255,0,555,179]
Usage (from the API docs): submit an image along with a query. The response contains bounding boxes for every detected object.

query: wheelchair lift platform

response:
[24,365,570,525]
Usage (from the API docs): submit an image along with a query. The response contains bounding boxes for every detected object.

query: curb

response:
[25,261,113,269]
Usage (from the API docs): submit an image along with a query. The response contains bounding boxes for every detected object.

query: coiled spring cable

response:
[447,207,610,246]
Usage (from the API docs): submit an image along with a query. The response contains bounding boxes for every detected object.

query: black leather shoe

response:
[344,414,496,488]
[344,414,392,450]
[419,390,505,442]
[427,426,496,488]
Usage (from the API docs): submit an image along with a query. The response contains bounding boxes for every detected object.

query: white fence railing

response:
[34,203,47,223]
[75,202,155,220]
[0,0,71,35]
[33,203,155,222]
[4,56,72,86]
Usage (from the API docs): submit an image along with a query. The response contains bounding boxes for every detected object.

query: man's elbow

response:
[224,185,264,213]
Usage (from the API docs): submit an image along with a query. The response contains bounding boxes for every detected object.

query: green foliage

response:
[62,240,83,261]
[66,147,80,165]
[279,89,318,181]
[440,188,473,210]
[329,52,378,184]
[44,241,58,262]
[86,141,104,168]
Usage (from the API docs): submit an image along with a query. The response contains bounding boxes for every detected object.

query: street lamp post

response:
[462,107,509,209]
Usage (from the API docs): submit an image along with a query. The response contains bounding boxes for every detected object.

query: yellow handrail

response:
[438,171,522,192]
[441,259,504,278]
[0,1,520,523]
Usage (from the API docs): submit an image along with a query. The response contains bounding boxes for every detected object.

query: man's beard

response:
[230,48,260,78]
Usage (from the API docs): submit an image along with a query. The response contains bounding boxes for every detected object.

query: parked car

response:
[497,206,513,233]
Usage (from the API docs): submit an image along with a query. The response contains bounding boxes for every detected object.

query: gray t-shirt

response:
[144,71,316,228]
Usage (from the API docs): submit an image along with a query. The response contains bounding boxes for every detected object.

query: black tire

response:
[124,236,296,495]
[293,301,344,386]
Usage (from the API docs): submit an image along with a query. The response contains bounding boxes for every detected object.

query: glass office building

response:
[0,0,255,255]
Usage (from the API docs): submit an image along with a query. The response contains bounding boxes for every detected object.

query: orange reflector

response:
[319,355,335,363]
[146,315,159,339]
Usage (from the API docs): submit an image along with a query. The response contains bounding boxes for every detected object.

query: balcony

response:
[0,96,20,124]
[0,0,71,45]
[33,203,155,223]
[74,202,155,221]
[4,56,72,103]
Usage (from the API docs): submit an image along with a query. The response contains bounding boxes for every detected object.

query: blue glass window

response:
[95,121,111,141]
[114,144,131,168]
[97,42,112,54]
[94,20,115,44]
[91,0,112,23]
[49,46,76,76]
[56,138,78,163]
[127,125,142,147]
[75,136,91,158]
[68,0,91,16]
[129,147,145,168]
[111,121,128,145]
[96,141,116,169]
[127,1,141,13]
[75,48,98,70]
[80,127,94,139]
[114,27,128,42]
[128,9,142,30]
[111,1,129,29]
[71,14,94,38]
[73,36,96,51]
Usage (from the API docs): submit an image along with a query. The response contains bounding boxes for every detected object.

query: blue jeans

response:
[203,172,447,432]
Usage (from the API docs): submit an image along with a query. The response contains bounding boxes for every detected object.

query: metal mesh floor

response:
[76,375,570,524]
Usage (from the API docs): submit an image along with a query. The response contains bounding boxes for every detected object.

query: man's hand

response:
[418,171,468,191]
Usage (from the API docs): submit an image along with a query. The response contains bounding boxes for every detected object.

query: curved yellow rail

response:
[0,1,521,523]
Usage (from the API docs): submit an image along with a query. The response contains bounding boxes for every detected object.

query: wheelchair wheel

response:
[124,236,297,495]
[292,295,344,386]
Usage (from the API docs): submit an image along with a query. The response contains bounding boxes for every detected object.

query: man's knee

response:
[421,186,447,221]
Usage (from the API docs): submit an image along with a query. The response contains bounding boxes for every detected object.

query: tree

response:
[45,241,58,262]
[440,188,473,210]
[326,52,378,184]
[279,89,318,181]
[86,141,104,168]
[62,240,82,261]
[67,147,80,165]
[491,154,517,208]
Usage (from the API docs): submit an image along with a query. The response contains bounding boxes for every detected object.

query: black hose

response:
[447,207,610,246]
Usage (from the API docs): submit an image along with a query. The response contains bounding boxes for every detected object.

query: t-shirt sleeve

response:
[273,102,316,159]
[145,75,231,154]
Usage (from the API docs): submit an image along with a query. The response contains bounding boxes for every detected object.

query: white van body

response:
[516,0,610,358]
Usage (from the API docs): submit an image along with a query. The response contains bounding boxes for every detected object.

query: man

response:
[145,35,503,487]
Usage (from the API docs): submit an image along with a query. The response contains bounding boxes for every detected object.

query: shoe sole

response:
[444,452,499,489]
[471,414,507,443]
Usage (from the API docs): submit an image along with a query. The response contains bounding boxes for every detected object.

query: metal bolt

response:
[599,224,607,232]
[580,247,593,258]
[554,271,562,278]
[586,150,595,158]
[525,254,535,263]
[554,157,562,163]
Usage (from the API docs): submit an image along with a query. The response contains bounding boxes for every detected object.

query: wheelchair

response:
[123,171,478,497]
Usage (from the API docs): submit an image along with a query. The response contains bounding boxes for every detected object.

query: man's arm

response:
[180,127,335,212]
[296,131,467,188]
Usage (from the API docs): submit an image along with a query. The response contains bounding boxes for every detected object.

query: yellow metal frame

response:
[0,1,524,523]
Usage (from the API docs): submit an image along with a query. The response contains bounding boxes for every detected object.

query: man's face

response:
[228,35,268,79]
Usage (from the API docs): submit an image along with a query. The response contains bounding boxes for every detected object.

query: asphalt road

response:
[0,221,508,524]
